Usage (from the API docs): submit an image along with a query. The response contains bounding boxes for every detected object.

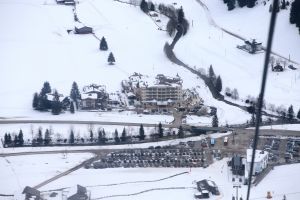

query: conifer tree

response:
[290,0,300,24]
[295,109,300,119]
[13,135,18,146]
[51,90,62,115]
[70,102,75,114]
[139,124,145,140]
[227,0,236,10]
[149,2,155,11]
[114,129,120,143]
[44,129,51,145]
[32,92,39,109]
[69,130,75,144]
[281,0,286,9]
[90,130,94,142]
[209,65,216,81]
[121,128,127,142]
[40,81,51,96]
[7,133,12,144]
[215,76,222,93]
[158,122,164,138]
[177,6,185,24]
[178,126,184,138]
[108,52,116,65]
[37,128,43,145]
[17,130,24,146]
[140,0,149,13]
[237,0,246,7]
[212,114,219,127]
[4,133,8,145]
[287,105,295,121]
[246,0,257,8]
[100,37,108,51]
[70,82,81,101]
[97,129,102,144]
[102,129,106,144]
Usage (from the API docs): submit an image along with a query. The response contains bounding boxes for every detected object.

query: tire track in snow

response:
[40,171,189,192]
[91,187,196,200]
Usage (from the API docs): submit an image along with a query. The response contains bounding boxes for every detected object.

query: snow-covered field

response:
[259,123,300,131]
[0,0,254,126]
[0,153,94,195]
[39,159,300,200]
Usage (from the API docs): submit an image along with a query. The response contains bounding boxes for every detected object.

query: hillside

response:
[0,0,299,127]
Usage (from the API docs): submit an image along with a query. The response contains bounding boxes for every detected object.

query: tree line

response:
[2,123,187,148]
[32,81,81,115]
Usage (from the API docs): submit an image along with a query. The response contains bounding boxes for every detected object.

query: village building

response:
[74,26,93,34]
[67,185,89,200]
[138,74,183,111]
[237,39,263,54]
[246,149,269,175]
[81,93,97,109]
[80,84,109,110]
[22,186,41,200]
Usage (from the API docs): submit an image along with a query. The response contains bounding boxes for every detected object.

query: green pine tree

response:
[212,114,219,127]
[158,122,164,138]
[100,37,108,51]
[139,124,145,140]
[108,52,116,65]
[114,129,120,143]
[69,130,75,144]
[18,130,24,146]
[287,105,295,121]
[121,128,127,142]
[178,126,184,138]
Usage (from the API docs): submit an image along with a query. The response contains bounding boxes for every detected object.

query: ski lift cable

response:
[246,0,279,200]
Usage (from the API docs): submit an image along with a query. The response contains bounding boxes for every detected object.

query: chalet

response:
[23,186,41,200]
[237,39,263,54]
[67,185,89,200]
[107,93,121,107]
[75,26,93,34]
[246,149,268,175]
[81,93,97,109]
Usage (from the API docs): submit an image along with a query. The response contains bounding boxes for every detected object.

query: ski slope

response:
[0,0,299,126]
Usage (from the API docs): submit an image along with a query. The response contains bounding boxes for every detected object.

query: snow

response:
[246,148,268,163]
[0,135,208,154]
[40,159,300,200]
[259,124,300,131]
[0,0,253,126]
[0,153,94,194]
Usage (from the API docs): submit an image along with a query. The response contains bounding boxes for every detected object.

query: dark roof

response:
[67,193,88,200]
[77,185,87,195]
[22,186,40,197]
[75,26,93,34]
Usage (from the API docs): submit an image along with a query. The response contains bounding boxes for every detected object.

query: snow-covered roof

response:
[246,149,268,163]
[82,93,97,100]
